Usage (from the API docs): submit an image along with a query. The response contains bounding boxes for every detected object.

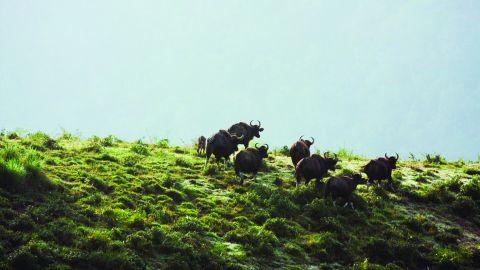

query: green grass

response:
[0,133,479,269]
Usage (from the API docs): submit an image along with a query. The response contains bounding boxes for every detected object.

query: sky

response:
[0,1,479,160]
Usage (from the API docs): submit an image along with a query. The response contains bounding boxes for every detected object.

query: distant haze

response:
[1,1,479,160]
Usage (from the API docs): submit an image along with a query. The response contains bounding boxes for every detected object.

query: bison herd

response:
[198,121,399,209]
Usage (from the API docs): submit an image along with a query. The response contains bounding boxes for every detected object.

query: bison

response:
[294,152,339,187]
[324,174,366,210]
[234,143,269,182]
[290,135,314,166]
[205,130,243,167]
[196,136,206,155]
[228,120,264,148]
[363,153,399,190]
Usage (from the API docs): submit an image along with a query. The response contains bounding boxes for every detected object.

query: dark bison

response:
[363,153,399,190]
[324,174,366,210]
[205,130,243,166]
[228,120,264,148]
[290,135,314,166]
[234,143,269,182]
[197,136,206,155]
[294,152,339,187]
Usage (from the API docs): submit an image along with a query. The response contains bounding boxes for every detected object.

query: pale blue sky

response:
[0,1,479,160]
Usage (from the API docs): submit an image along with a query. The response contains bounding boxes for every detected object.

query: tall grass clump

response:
[23,132,59,151]
[0,143,51,190]
[131,140,150,156]
[157,139,169,149]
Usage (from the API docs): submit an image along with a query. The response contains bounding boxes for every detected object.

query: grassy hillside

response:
[0,132,479,270]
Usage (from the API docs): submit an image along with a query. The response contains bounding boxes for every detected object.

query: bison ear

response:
[259,128,264,132]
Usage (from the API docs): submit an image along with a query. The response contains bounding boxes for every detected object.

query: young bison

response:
[197,136,206,155]
[205,130,243,167]
[324,174,366,210]
[289,135,314,166]
[234,143,269,183]
[363,153,399,190]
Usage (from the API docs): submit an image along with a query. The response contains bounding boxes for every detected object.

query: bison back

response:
[290,141,310,165]
[235,151,258,173]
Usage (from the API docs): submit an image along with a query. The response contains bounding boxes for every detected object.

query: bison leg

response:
[387,177,396,192]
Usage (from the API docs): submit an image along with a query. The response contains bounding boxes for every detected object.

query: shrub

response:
[157,139,169,148]
[268,191,299,218]
[101,135,118,147]
[131,141,150,156]
[224,226,279,256]
[83,139,103,153]
[304,198,333,220]
[303,232,343,262]
[173,216,208,234]
[126,231,153,253]
[175,158,191,168]
[450,196,476,217]
[431,246,469,270]
[284,242,306,258]
[0,145,51,190]
[165,188,186,203]
[276,146,290,156]
[263,218,303,237]
[403,214,436,234]
[460,176,480,200]
[425,154,447,164]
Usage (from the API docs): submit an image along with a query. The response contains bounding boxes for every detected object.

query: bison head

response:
[249,120,264,138]
[255,143,269,158]
[299,135,314,147]
[385,153,399,169]
[323,152,339,171]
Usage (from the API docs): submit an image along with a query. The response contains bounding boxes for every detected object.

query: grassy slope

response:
[0,132,479,270]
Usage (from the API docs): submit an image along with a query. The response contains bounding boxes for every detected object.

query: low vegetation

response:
[0,132,479,269]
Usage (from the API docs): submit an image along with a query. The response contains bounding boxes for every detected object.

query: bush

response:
[131,141,150,156]
[157,139,169,148]
[173,216,208,234]
[224,226,279,256]
[268,191,299,218]
[425,154,446,164]
[450,196,476,217]
[0,144,51,190]
[83,139,103,153]
[304,198,333,220]
[303,232,343,262]
[460,176,480,200]
[263,218,303,237]
[101,135,119,147]
[276,146,290,156]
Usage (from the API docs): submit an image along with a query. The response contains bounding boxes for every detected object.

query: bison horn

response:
[324,151,330,158]
[256,120,261,127]
[385,153,389,159]
[299,135,304,141]
[310,137,314,144]
[334,153,338,160]
[264,144,269,151]
[255,143,260,149]
[395,153,399,160]
[250,120,254,126]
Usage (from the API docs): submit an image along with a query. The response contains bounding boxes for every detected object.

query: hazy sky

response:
[1,1,479,160]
